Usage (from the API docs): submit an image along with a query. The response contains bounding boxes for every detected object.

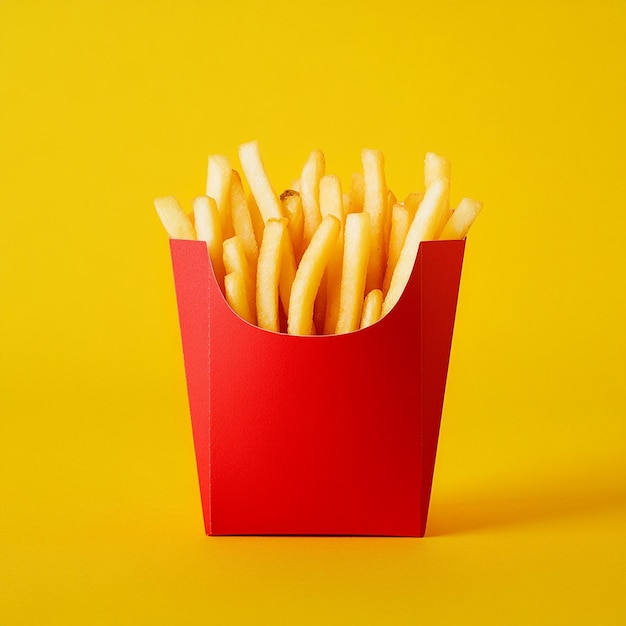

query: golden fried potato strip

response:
[362,149,387,293]
[360,289,383,329]
[206,155,233,237]
[154,196,196,240]
[192,195,225,290]
[238,140,283,222]
[287,215,340,335]
[299,149,325,246]
[280,189,305,262]
[223,235,256,323]
[229,170,259,268]
[335,212,370,334]
[382,177,449,317]
[224,271,254,324]
[439,198,482,240]
[382,203,410,295]
[256,218,289,332]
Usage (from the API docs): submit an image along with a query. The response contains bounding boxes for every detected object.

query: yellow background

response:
[2,1,625,623]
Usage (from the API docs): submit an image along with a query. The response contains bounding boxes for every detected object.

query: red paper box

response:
[169,238,465,536]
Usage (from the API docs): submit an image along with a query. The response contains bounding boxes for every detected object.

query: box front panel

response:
[208,294,423,536]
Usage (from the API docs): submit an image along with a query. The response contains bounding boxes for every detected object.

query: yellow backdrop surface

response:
[1,1,625,624]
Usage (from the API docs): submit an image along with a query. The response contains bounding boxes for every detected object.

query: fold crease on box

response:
[170,238,465,537]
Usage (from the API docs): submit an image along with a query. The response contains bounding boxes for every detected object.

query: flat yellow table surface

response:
[2,1,625,624]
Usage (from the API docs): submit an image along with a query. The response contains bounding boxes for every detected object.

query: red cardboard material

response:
[170,238,465,536]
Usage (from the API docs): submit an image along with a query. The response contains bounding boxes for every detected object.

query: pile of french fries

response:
[155,141,481,335]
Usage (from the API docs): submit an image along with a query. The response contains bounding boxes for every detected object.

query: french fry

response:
[313,273,328,335]
[238,140,283,222]
[424,153,452,236]
[335,212,370,334]
[403,191,424,223]
[384,189,396,259]
[362,149,387,293]
[224,271,254,325]
[223,235,256,323]
[299,149,325,245]
[349,172,364,214]
[247,193,266,250]
[342,192,352,214]
[323,245,345,334]
[154,196,196,240]
[192,195,225,290]
[280,190,305,261]
[424,152,451,187]
[439,198,483,240]
[319,175,345,334]
[319,175,345,223]
[277,225,297,318]
[360,289,383,329]
[382,177,449,317]
[229,170,259,268]
[382,202,410,295]
[288,215,340,336]
[206,155,233,238]
[256,218,288,332]
[313,173,343,333]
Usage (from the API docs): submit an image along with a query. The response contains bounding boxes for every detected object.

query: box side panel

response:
[418,239,465,536]
[169,240,212,534]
